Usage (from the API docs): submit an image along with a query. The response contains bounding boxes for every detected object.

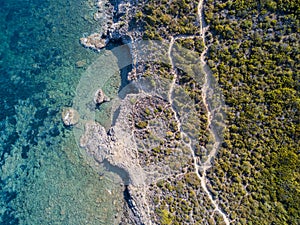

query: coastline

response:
[77,0,230,224]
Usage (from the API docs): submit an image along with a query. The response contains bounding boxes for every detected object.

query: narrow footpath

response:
[166,0,231,224]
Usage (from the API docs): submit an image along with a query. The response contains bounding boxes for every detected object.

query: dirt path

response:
[166,0,230,224]
[197,0,230,224]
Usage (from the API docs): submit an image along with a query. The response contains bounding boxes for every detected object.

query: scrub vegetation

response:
[204,0,299,224]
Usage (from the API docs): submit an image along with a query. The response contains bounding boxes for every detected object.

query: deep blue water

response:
[0,0,123,224]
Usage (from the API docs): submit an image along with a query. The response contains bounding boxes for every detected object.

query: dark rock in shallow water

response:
[122,185,145,225]
[108,127,115,136]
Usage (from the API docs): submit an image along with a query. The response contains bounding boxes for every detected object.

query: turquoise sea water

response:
[0,0,123,224]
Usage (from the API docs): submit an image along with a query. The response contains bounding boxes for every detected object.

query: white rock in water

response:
[80,33,106,50]
[61,108,79,126]
[93,88,110,105]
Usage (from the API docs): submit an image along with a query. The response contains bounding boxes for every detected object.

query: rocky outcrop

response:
[79,121,111,162]
[80,33,107,50]
[61,108,79,126]
[80,0,141,52]
[80,94,146,186]
[79,93,160,224]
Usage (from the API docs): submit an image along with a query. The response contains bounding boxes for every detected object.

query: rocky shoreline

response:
[78,1,153,223]
[80,0,139,49]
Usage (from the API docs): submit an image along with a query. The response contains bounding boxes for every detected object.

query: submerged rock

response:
[80,33,107,50]
[94,88,110,105]
[61,108,79,126]
[75,59,86,68]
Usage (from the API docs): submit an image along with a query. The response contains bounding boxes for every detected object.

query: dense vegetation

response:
[151,173,226,224]
[135,0,199,39]
[204,0,299,224]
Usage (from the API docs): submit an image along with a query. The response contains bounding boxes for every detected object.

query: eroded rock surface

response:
[80,121,110,162]
[79,91,198,224]
[80,94,147,187]
[80,93,151,223]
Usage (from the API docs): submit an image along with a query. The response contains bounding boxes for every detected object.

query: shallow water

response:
[0,0,123,224]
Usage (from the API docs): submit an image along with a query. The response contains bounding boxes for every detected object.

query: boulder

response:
[75,60,86,68]
[80,33,106,50]
[61,108,79,126]
[94,88,110,105]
